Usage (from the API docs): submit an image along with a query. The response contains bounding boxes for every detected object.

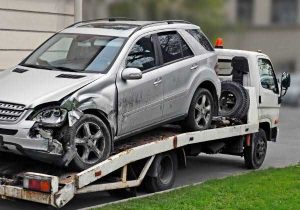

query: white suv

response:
[0,19,220,170]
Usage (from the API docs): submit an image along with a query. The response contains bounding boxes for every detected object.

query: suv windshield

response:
[22,33,125,73]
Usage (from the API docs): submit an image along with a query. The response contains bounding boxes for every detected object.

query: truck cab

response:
[216,48,290,142]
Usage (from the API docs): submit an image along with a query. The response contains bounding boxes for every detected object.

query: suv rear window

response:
[186,29,214,52]
[158,31,194,64]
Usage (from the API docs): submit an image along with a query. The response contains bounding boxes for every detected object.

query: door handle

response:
[190,64,199,70]
[153,78,162,86]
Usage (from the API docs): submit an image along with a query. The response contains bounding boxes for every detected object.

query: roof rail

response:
[67,17,136,28]
[131,20,193,35]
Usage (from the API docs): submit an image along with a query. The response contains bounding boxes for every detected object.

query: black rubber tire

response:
[219,81,250,119]
[244,129,268,169]
[65,114,111,171]
[144,152,178,193]
[182,88,215,132]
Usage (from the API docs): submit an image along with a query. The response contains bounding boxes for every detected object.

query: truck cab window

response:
[126,35,156,71]
[258,58,279,94]
[217,59,233,76]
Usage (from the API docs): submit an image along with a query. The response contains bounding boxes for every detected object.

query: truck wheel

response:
[182,88,215,131]
[244,129,267,169]
[144,152,177,193]
[66,114,111,171]
[219,81,249,119]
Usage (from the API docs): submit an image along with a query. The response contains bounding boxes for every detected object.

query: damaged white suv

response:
[0,19,220,170]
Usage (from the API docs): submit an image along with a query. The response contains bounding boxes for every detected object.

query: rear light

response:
[24,177,51,193]
[23,173,59,193]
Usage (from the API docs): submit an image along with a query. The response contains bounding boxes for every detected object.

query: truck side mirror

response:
[280,72,291,97]
[122,68,142,80]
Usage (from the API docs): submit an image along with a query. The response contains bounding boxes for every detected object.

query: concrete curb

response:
[78,182,202,210]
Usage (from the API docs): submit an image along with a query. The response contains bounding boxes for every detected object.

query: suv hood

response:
[0,67,101,108]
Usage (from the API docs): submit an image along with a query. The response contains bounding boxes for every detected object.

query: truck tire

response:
[244,129,267,169]
[65,114,111,171]
[182,88,215,131]
[219,81,250,119]
[144,152,177,193]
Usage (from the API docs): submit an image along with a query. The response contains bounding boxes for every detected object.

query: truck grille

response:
[0,102,25,122]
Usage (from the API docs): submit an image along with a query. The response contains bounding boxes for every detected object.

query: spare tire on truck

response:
[219,81,250,120]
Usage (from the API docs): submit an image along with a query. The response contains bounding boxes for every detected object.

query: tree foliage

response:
[107,0,224,40]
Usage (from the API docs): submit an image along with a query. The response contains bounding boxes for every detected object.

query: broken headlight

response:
[32,107,67,127]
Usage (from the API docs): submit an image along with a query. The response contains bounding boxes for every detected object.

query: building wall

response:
[0,0,75,70]
[224,0,300,73]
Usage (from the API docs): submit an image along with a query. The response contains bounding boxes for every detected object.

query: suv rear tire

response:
[182,88,215,131]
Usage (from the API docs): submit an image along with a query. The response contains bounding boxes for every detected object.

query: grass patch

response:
[96,165,300,210]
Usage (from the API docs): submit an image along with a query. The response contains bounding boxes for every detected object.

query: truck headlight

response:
[32,107,67,127]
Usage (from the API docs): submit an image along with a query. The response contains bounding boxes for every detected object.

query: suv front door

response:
[117,34,163,136]
[258,57,280,128]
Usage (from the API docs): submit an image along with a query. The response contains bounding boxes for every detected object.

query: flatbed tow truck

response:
[0,46,290,208]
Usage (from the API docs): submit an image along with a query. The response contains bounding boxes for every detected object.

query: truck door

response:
[257,57,280,127]
[117,34,163,136]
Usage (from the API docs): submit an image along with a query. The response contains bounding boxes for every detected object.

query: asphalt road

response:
[0,107,299,210]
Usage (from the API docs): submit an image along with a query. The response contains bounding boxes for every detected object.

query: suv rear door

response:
[156,31,196,120]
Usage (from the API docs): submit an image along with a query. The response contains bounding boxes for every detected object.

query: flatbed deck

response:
[0,88,260,208]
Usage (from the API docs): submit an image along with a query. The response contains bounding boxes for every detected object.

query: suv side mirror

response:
[122,68,142,80]
[280,72,291,97]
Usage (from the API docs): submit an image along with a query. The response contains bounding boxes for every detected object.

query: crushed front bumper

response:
[0,120,63,164]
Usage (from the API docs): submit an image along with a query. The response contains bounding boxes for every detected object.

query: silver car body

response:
[0,20,220,162]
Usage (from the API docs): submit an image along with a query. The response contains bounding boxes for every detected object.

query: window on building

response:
[126,35,157,71]
[158,31,194,64]
[272,0,298,25]
[237,0,254,24]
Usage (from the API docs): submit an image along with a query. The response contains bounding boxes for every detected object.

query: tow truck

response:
[0,40,290,208]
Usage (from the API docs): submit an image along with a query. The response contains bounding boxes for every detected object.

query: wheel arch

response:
[82,109,114,140]
[259,121,271,141]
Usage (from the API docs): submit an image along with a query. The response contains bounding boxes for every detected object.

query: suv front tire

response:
[65,114,111,171]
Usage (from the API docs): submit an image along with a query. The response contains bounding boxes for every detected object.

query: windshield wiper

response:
[22,63,81,73]
[21,64,53,70]
[51,66,80,73]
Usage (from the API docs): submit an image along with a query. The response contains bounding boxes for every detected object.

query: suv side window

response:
[186,29,214,52]
[126,35,156,71]
[258,58,279,94]
[158,31,193,64]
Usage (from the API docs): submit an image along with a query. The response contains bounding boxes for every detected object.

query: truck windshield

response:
[22,33,125,73]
